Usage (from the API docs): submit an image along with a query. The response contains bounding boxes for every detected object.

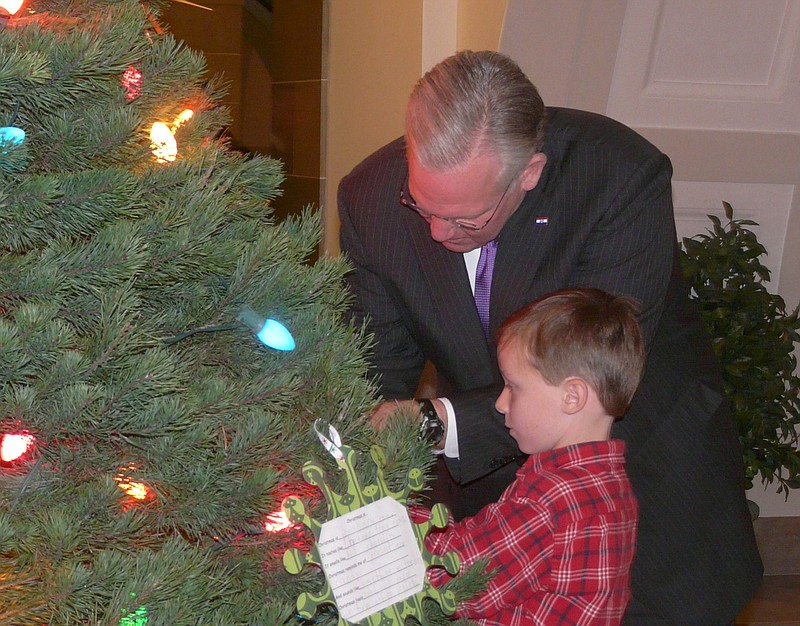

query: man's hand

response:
[369,399,449,450]
[368,399,420,430]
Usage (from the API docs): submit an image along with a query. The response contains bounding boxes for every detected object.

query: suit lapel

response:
[409,219,484,339]
[489,115,576,337]
[490,187,559,341]
[405,217,498,390]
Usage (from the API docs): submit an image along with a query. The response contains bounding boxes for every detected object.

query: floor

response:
[736,575,800,625]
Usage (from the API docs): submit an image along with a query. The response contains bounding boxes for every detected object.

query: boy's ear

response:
[562,377,588,415]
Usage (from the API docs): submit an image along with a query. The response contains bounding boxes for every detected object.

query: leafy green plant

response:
[680,201,800,498]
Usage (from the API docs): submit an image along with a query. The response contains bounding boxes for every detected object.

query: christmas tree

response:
[0,1,441,623]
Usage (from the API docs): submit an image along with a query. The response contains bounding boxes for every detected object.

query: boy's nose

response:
[495,389,508,416]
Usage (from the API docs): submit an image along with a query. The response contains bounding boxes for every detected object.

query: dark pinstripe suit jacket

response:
[338,107,762,623]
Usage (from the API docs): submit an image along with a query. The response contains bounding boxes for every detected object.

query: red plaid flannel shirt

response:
[417,439,638,626]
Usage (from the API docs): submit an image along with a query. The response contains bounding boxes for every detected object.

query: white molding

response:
[673,181,795,287]
[608,0,800,131]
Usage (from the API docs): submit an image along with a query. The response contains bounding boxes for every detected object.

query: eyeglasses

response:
[399,173,514,232]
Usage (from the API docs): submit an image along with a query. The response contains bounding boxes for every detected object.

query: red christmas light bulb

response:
[264,506,294,533]
[1,432,35,462]
[121,66,143,100]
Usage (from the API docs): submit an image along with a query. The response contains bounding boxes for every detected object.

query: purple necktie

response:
[474,240,497,339]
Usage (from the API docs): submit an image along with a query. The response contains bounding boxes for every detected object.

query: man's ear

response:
[520,152,547,191]
[562,377,589,415]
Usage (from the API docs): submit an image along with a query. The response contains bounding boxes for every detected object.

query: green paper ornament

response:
[282,422,460,625]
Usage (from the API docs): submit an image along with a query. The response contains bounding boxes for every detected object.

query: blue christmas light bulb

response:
[237,305,295,351]
[257,319,295,351]
[0,126,24,146]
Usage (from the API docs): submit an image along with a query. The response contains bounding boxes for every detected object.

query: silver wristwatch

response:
[417,398,444,445]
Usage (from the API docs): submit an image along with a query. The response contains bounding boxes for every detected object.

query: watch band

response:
[417,398,445,445]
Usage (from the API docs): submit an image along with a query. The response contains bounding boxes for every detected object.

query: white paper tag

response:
[317,496,426,623]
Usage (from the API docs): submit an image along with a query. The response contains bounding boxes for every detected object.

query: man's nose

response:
[429,216,459,242]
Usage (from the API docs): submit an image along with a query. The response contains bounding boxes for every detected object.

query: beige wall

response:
[458,0,509,52]
[323,2,422,254]
[322,0,507,254]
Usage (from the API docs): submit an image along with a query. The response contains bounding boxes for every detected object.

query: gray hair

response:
[405,50,547,188]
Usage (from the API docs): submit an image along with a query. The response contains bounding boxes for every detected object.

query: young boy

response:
[420,287,646,625]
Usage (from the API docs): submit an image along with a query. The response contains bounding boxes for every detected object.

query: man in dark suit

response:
[338,50,762,624]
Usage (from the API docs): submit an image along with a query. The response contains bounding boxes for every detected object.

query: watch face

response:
[418,400,444,445]
[424,417,444,444]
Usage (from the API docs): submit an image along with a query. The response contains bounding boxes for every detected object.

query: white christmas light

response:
[114,464,149,500]
[0,0,24,17]
[149,110,194,163]
[171,109,194,131]
[150,122,176,162]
